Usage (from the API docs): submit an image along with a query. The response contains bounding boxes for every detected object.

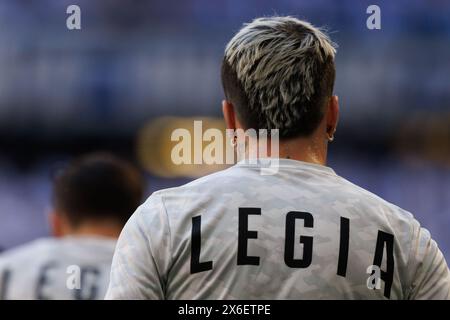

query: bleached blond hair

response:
[222,16,337,138]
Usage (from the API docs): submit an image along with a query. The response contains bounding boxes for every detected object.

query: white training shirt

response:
[105,159,450,299]
[0,236,116,300]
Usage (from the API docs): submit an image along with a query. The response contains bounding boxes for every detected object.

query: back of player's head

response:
[52,152,145,227]
[221,16,337,139]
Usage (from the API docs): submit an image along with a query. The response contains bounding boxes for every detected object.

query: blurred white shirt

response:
[0,236,116,300]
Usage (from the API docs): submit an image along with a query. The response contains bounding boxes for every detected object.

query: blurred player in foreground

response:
[106,16,450,299]
[0,153,144,299]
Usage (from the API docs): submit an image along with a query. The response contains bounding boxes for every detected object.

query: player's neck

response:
[239,133,328,166]
[278,135,328,166]
[61,221,122,239]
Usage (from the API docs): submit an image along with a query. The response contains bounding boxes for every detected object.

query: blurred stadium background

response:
[0,0,449,259]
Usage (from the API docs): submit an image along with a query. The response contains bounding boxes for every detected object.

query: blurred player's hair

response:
[221,16,337,138]
[52,152,144,227]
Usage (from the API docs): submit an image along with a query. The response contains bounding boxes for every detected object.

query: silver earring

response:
[327,127,335,142]
[328,135,334,142]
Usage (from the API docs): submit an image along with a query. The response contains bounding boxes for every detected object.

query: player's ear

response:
[222,100,237,130]
[326,95,339,138]
[49,210,65,238]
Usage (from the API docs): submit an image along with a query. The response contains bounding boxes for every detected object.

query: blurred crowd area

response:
[0,0,449,258]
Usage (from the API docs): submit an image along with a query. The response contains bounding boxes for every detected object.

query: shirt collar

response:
[235,157,337,176]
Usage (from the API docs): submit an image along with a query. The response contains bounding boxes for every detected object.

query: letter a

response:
[66,265,81,290]
[366,5,381,30]
[66,5,81,30]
